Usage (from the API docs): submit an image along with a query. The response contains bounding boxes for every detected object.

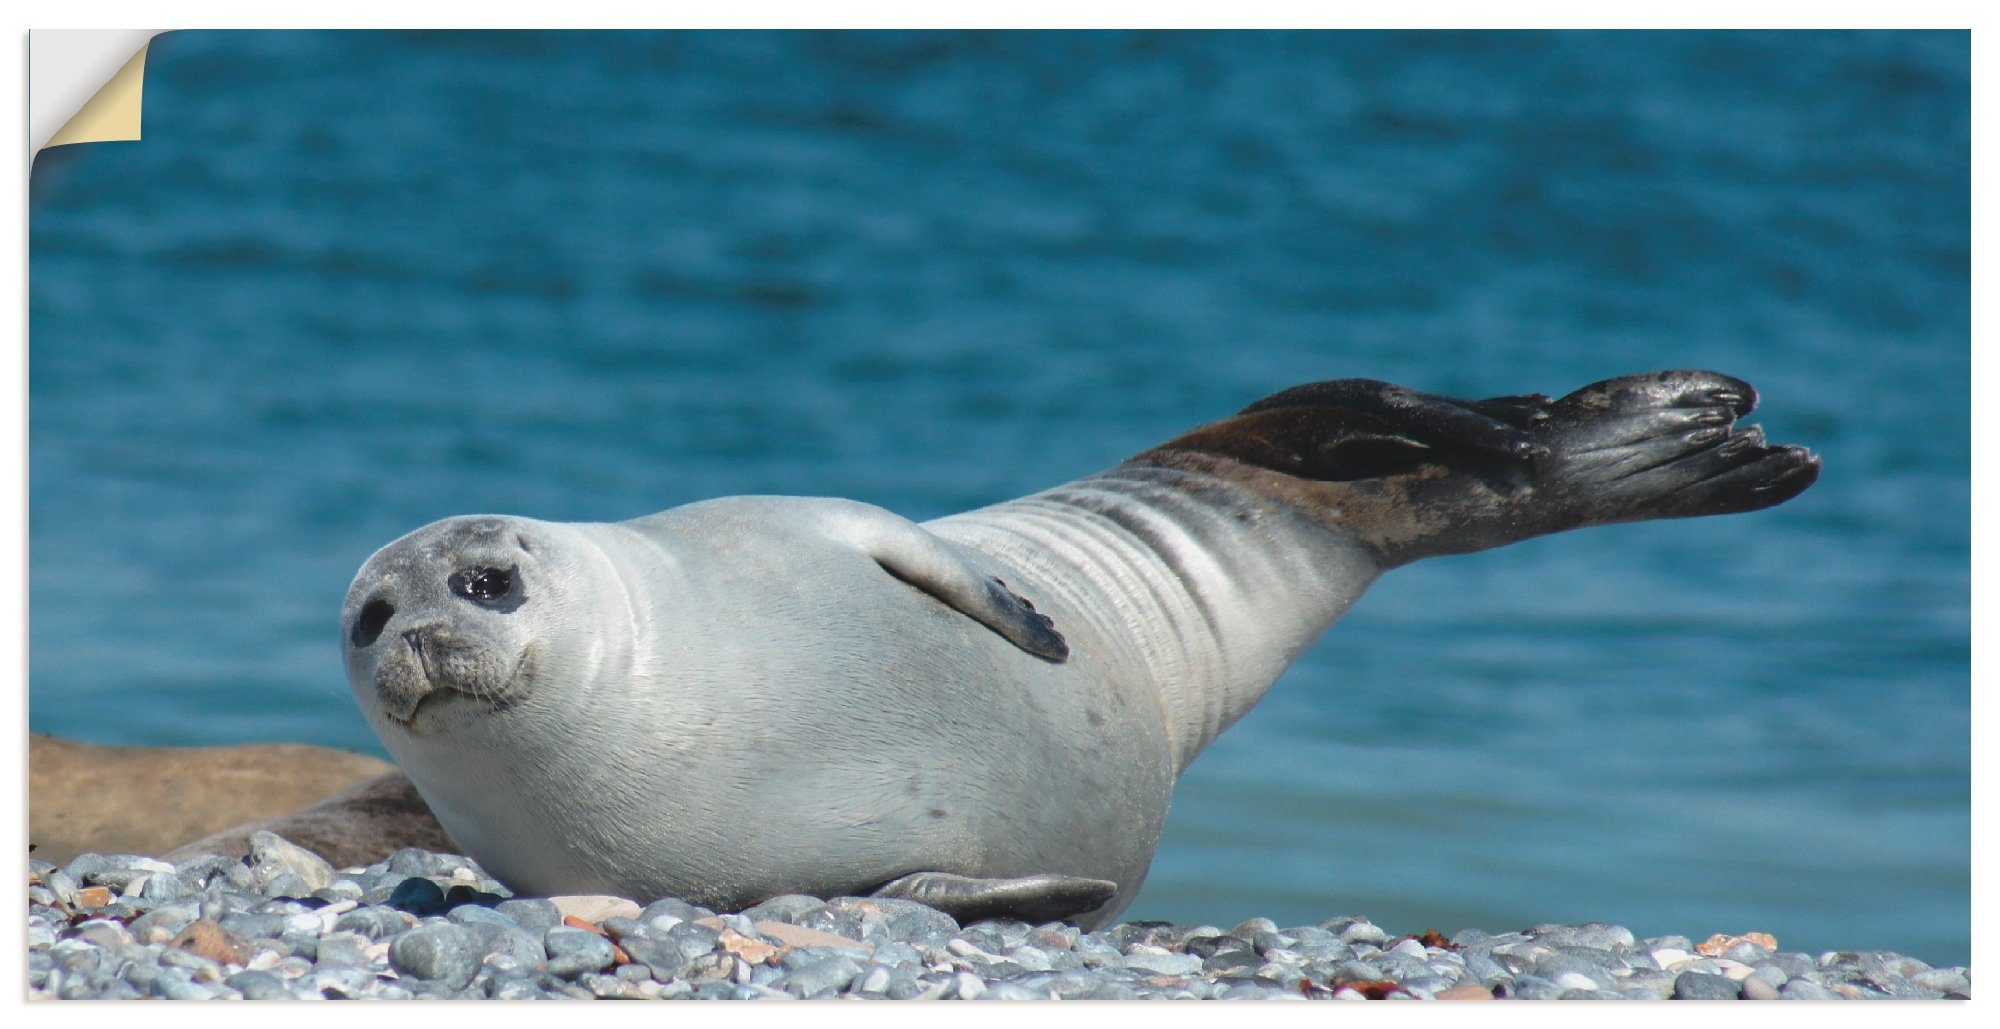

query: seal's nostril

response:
[351,599,393,648]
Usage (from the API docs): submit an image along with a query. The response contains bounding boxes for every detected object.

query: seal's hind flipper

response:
[824,502,1069,662]
[1150,378,1551,483]
[869,871,1117,924]
[1126,369,1818,567]
[1534,370,1819,525]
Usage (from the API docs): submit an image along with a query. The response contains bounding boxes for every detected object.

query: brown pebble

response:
[1028,928,1074,950]
[1333,978,1410,999]
[716,929,780,965]
[1436,983,1496,1000]
[73,886,113,909]
[753,921,870,952]
[1696,932,1779,957]
[1417,929,1458,951]
[172,920,246,966]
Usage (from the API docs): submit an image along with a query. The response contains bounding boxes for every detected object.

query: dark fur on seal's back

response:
[1132,370,1820,567]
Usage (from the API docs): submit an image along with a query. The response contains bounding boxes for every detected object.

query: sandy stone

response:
[717,929,781,964]
[73,885,113,909]
[1436,983,1495,1000]
[755,920,870,951]
[549,895,643,924]
[1696,932,1778,957]
[173,920,246,966]
[29,734,397,865]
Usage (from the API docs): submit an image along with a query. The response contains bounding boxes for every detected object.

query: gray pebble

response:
[447,904,517,930]
[800,907,873,943]
[1502,974,1566,1000]
[24,843,1977,1002]
[314,930,373,967]
[385,849,435,878]
[72,919,135,950]
[618,933,689,980]
[389,923,482,988]
[1746,963,1789,990]
[248,832,336,893]
[334,905,408,939]
[1724,940,1774,964]
[220,911,288,941]
[151,975,219,1000]
[42,870,79,905]
[1673,971,1743,1000]
[262,868,312,892]
[312,879,365,904]
[60,853,114,884]
[1779,978,1839,1000]
[544,925,616,977]
[1553,969,1616,992]
[776,954,865,997]
[598,916,643,941]
[639,897,714,924]
[738,894,822,924]
[99,856,180,892]
[1741,975,1782,1000]
[1757,953,1817,979]
[311,967,381,998]
[494,897,562,935]
[1911,967,1969,994]
[662,919,722,957]
[1462,951,1508,981]
[130,904,201,942]
[465,922,546,966]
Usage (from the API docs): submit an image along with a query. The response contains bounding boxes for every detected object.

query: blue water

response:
[30,31,1968,965]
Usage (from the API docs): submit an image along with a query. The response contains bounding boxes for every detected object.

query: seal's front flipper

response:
[824,502,1069,662]
[870,872,1117,924]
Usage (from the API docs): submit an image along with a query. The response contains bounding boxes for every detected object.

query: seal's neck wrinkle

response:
[565,524,662,711]
[932,465,1381,771]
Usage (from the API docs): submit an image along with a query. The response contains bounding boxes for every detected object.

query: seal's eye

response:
[450,566,516,604]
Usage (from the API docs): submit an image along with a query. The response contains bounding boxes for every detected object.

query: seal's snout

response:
[373,624,437,725]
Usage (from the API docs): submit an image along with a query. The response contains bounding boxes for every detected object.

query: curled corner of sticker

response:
[46,43,152,150]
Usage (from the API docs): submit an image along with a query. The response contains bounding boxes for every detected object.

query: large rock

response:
[166,769,453,869]
[29,733,452,869]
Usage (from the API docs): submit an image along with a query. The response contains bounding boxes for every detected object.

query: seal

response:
[342,370,1818,926]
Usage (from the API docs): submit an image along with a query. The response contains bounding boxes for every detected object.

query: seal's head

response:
[342,515,601,738]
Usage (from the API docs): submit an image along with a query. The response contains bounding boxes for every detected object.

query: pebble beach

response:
[27,833,1970,1001]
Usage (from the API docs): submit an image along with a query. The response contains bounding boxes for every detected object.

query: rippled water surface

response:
[30,31,1968,964]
